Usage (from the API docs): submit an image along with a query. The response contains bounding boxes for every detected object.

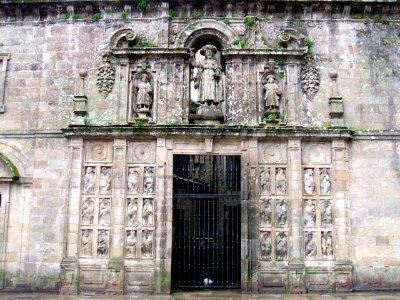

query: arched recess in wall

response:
[0,142,31,179]
[175,19,239,49]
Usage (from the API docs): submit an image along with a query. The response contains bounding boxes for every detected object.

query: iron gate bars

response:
[172,155,241,289]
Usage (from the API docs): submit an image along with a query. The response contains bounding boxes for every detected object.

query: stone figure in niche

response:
[322,231,333,259]
[136,74,153,117]
[304,199,316,227]
[276,199,287,226]
[304,169,315,194]
[127,198,138,225]
[141,230,153,258]
[143,167,154,194]
[263,75,282,115]
[260,168,271,194]
[321,200,332,226]
[82,198,94,224]
[81,229,92,256]
[304,231,317,258]
[260,199,272,226]
[99,198,111,225]
[320,169,331,194]
[276,231,287,260]
[194,45,222,106]
[99,167,111,193]
[260,232,272,260]
[83,166,95,194]
[97,229,109,256]
[276,168,287,194]
[127,168,140,194]
[126,230,137,258]
[142,198,153,225]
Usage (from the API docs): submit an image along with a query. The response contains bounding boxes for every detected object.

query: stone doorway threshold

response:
[1,291,400,300]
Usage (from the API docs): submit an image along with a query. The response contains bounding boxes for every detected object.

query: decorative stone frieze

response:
[0,53,10,113]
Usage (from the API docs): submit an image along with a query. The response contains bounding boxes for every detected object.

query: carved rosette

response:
[96,55,115,98]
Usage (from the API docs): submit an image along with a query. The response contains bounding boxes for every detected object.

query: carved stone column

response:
[105,139,127,294]
[286,58,301,125]
[246,138,258,292]
[332,140,352,291]
[117,58,130,124]
[154,137,169,293]
[287,139,305,293]
[60,138,83,294]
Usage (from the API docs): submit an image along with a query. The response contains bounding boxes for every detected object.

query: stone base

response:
[105,257,124,295]
[190,105,224,125]
[288,260,306,293]
[335,261,353,292]
[60,256,79,295]
[129,117,150,125]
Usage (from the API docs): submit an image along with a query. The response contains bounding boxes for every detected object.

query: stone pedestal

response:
[71,95,87,126]
[190,105,224,124]
[288,259,306,293]
[105,257,124,295]
[334,260,353,291]
[60,256,79,295]
[329,97,344,127]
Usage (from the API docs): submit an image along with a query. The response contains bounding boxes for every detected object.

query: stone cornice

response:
[62,125,353,140]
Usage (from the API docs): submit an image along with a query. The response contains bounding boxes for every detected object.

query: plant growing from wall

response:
[244,16,256,27]
[120,11,128,21]
[188,21,195,30]
[92,13,101,22]
[72,14,78,21]
[223,18,231,25]
[169,10,177,18]
[143,41,156,48]
[137,0,148,13]
[275,57,285,66]
[231,37,248,49]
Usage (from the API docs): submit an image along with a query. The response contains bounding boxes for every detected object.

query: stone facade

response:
[0,0,399,294]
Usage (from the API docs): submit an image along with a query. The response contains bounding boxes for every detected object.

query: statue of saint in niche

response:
[136,74,153,116]
[193,45,222,106]
[263,75,281,113]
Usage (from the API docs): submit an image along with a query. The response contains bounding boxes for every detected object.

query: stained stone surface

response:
[0,0,398,295]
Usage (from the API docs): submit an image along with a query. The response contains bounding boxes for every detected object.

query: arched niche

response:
[175,19,239,49]
[260,72,285,121]
[0,142,30,178]
[131,71,154,121]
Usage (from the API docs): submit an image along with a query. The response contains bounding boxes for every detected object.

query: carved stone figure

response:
[304,199,316,227]
[142,198,153,225]
[99,167,111,193]
[127,168,140,194]
[263,75,281,111]
[82,198,94,224]
[260,199,272,226]
[260,168,271,194]
[81,229,92,256]
[97,229,109,256]
[320,169,331,194]
[304,169,315,194]
[83,166,95,194]
[276,231,287,260]
[276,168,287,194]
[304,232,317,258]
[126,230,137,258]
[99,198,110,225]
[143,167,154,194]
[136,74,152,112]
[322,231,333,259]
[194,45,222,106]
[321,200,332,226]
[260,232,272,260]
[141,230,153,258]
[276,199,287,226]
[127,198,138,225]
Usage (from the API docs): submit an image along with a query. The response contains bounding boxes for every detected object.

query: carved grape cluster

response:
[96,56,115,97]
[301,59,320,100]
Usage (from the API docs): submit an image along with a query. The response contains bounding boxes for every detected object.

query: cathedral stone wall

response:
[0,0,399,294]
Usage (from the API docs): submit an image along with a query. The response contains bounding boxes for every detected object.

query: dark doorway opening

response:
[171,155,241,289]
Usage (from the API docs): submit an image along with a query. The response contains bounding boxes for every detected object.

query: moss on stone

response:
[0,152,20,179]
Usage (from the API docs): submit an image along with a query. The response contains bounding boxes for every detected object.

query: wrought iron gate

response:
[172,155,241,289]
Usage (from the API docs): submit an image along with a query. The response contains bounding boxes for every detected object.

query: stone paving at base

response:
[1,292,400,300]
